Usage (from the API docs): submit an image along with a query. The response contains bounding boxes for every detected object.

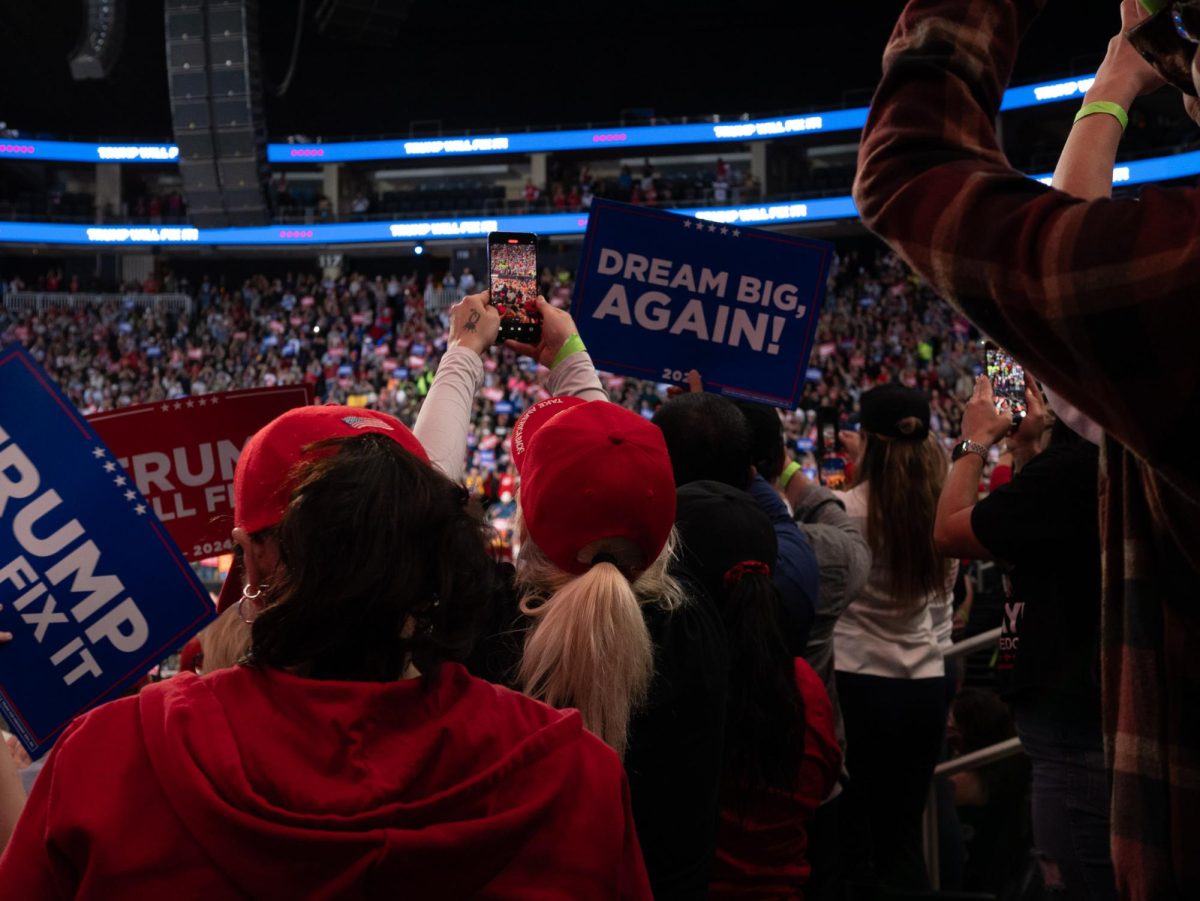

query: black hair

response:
[248,433,494,681]
[736,402,787,483]
[673,480,802,799]
[720,571,804,797]
[651,393,752,489]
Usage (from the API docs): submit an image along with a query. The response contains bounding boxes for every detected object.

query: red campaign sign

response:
[88,385,313,561]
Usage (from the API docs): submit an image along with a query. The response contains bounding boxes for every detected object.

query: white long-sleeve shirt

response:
[412,345,608,481]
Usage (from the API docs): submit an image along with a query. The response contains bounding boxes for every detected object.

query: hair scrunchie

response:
[722,560,771,588]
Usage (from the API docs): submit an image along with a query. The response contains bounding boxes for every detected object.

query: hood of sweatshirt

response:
[137,663,602,899]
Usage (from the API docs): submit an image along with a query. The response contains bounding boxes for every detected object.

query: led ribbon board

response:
[0,150,1194,245]
[1,74,1099,164]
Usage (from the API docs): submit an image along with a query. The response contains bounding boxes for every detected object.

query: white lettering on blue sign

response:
[0,427,149,686]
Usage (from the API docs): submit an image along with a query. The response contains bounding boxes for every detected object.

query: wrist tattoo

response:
[464,310,480,333]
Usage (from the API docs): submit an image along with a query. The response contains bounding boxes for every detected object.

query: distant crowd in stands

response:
[1,244,983,478]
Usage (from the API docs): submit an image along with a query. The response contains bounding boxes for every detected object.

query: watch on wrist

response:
[952,439,989,463]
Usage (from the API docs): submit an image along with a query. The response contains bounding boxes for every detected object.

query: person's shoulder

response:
[454,667,625,773]
[841,483,868,515]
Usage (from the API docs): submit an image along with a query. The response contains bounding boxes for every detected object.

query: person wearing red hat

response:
[0,305,653,899]
[420,293,731,899]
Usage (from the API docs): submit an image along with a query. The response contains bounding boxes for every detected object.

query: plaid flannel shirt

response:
[853,2,1200,898]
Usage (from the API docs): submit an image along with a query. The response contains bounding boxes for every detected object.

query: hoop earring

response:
[238,585,263,625]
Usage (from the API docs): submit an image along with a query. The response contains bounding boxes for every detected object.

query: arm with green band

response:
[550,333,587,369]
[1074,101,1129,131]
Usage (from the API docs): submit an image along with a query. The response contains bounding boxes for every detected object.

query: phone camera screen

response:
[488,236,541,343]
[985,348,1027,418]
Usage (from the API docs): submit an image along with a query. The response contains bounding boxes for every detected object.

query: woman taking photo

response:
[833,384,955,892]
[0,308,651,899]
[421,293,730,899]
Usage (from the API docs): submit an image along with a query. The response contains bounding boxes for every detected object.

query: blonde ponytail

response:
[518,562,652,755]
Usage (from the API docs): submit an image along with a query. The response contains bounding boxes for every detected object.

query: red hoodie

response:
[0,663,651,900]
[708,659,843,899]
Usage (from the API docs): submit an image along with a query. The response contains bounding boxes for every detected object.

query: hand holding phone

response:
[488,232,542,345]
[983,341,1027,429]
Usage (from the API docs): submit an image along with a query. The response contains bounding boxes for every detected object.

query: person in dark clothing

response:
[935,375,1111,901]
[653,393,821,655]
[675,481,842,899]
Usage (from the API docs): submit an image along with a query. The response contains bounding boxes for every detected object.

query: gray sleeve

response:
[411,346,484,483]
[795,486,872,698]
[544,351,609,402]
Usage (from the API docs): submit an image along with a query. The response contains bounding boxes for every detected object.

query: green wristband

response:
[550,334,587,369]
[1074,101,1128,132]
[780,461,803,490]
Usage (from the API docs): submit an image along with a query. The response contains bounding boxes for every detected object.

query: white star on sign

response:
[114,475,127,487]
[174,402,183,411]
[161,404,171,413]
[103,461,117,473]
[720,226,729,235]
[134,504,147,516]
[732,229,741,237]
[186,399,194,408]
[92,447,106,459]
[683,219,692,229]
[210,397,219,405]
[124,489,136,501]
[197,398,207,407]
[707,224,717,233]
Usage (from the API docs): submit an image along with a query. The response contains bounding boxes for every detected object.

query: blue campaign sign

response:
[0,347,215,756]
[573,199,832,408]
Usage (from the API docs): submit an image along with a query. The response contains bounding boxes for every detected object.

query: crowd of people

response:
[1,1,1198,898]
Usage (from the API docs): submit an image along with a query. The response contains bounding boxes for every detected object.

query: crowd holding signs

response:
[0,200,831,758]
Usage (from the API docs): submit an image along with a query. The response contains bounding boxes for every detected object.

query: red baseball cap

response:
[216,406,428,612]
[511,398,676,576]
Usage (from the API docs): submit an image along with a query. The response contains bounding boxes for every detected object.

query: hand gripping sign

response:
[90,384,313,561]
[573,199,832,409]
[0,347,215,756]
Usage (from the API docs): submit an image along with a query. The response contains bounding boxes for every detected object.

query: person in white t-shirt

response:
[832,384,955,893]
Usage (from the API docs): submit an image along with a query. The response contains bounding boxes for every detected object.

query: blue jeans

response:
[1014,697,1115,901]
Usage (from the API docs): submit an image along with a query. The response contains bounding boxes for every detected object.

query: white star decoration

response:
[134,504,147,516]
[186,400,194,408]
[103,461,117,473]
[124,489,136,501]
[198,398,207,407]
[210,397,219,405]
[732,229,741,237]
[161,404,171,413]
[720,226,729,235]
[91,447,105,459]
[683,220,692,229]
[113,475,126,487]
[707,224,717,233]
[173,402,183,411]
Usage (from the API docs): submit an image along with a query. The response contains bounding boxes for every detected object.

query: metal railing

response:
[2,291,192,316]
[923,625,1023,891]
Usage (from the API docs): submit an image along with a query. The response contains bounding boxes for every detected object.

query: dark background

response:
[0,0,1118,141]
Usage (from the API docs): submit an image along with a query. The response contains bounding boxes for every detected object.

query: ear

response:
[232,527,281,590]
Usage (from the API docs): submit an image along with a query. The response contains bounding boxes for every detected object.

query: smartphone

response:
[815,406,847,489]
[816,406,841,458]
[487,232,541,344]
[818,457,847,491]
[983,341,1027,426]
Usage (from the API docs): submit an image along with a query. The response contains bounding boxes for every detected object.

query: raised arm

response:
[1052,1,1166,199]
[413,294,608,480]
[412,293,499,482]
[853,0,1200,494]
